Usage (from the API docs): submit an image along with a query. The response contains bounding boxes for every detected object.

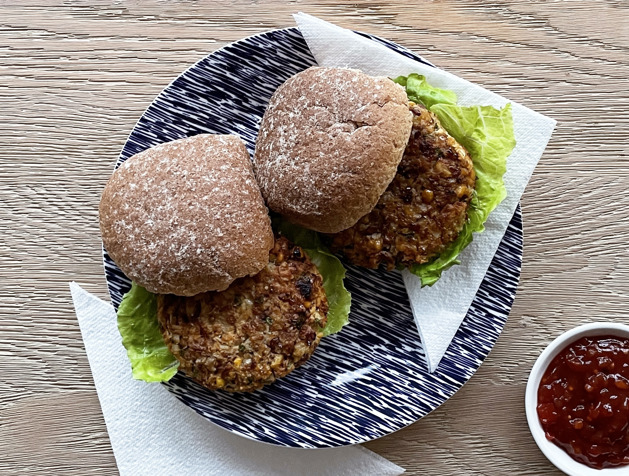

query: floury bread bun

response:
[99,134,274,296]
[253,67,413,234]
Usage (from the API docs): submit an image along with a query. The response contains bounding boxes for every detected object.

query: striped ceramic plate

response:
[103,27,523,448]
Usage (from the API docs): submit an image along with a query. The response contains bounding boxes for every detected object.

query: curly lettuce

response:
[394,73,457,108]
[393,74,516,286]
[117,283,179,382]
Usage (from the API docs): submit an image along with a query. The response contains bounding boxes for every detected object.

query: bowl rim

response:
[525,322,629,475]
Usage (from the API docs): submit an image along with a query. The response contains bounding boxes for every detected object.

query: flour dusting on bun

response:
[99,134,274,296]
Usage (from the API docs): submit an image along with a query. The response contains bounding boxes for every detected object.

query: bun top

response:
[253,67,412,233]
[99,134,274,296]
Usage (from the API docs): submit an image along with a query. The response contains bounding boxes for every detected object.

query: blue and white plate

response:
[104,27,523,448]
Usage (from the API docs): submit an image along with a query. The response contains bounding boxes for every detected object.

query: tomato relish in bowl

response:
[526,323,629,475]
[537,335,629,469]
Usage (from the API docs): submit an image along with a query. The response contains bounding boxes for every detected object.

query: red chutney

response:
[537,335,629,469]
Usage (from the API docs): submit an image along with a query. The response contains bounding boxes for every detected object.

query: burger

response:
[99,134,350,392]
[253,67,516,285]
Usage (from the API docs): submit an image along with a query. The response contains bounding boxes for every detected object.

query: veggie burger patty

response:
[329,102,476,269]
[157,236,328,392]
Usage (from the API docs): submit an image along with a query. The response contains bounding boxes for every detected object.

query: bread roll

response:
[253,67,412,233]
[99,134,274,296]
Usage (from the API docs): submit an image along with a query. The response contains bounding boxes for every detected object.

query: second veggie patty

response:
[329,102,476,269]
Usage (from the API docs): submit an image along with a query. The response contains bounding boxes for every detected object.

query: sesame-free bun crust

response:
[99,134,274,296]
[253,67,413,233]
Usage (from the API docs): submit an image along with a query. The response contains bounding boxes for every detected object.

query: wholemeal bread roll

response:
[253,67,413,233]
[99,134,274,296]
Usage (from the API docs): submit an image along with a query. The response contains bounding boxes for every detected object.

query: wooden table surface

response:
[2,1,628,474]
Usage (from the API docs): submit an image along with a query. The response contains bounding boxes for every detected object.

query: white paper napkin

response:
[295,13,556,372]
[70,282,404,476]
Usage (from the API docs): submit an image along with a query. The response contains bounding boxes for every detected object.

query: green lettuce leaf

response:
[393,73,457,109]
[117,283,179,382]
[274,218,351,336]
[396,75,516,286]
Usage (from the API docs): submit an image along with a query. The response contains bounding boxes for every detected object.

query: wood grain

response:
[2,1,628,474]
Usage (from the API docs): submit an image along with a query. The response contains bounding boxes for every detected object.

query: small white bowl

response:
[525,322,629,476]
